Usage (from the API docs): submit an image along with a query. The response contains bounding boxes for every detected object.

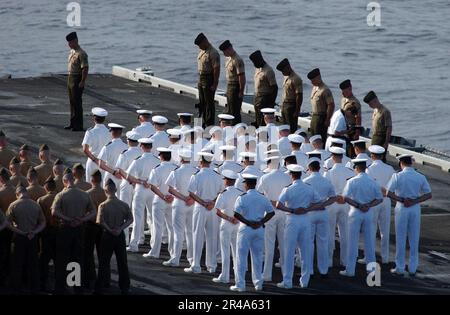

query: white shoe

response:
[142,253,158,259]
[212,277,229,284]
[126,246,139,253]
[276,282,292,289]
[184,267,201,274]
[162,260,179,267]
[207,267,216,274]
[230,285,245,292]
[357,258,366,264]
[255,285,263,291]
[274,262,281,268]
[339,270,355,277]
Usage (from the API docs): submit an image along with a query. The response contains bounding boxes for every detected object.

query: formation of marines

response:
[0,32,433,294]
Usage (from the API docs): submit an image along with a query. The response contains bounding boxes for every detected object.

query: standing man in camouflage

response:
[194,33,220,127]
[219,40,246,125]
[339,80,362,157]
[249,50,278,128]
[276,59,303,133]
[65,31,89,132]
[364,91,392,151]
[308,68,335,142]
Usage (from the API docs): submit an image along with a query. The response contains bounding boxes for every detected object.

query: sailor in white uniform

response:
[218,114,235,143]
[235,152,264,191]
[217,145,243,173]
[309,135,331,162]
[164,149,198,266]
[340,159,383,277]
[115,131,142,244]
[260,108,278,145]
[231,173,274,292]
[276,164,322,289]
[125,138,160,252]
[277,125,291,156]
[303,157,336,276]
[386,154,432,275]
[234,123,248,156]
[144,148,178,259]
[194,126,208,150]
[257,155,291,281]
[323,138,350,170]
[177,113,193,133]
[366,145,394,264]
[213,170,243,284]
[97,123,128,188]
[288,134,308,169]
[149,115,170,154]
[167,128,183,165]
[81,107,111,181]
[256,127,269,166]
[305,151,325,176]
[346,140,372,168]
[325,107,353,151]
[203,126,224,162]
[132,109,155,138]
[185,152,224,274]
[296,129,314,154]
[323,146,354,267]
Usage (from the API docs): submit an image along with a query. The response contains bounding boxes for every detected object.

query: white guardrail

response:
[112,66,450,173]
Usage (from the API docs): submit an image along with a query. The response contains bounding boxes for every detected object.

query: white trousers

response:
[129,187,154,248]
[218,221,238,282]
[283,214,311,288]
[235,226,264,290]
[170,201,194,265]
[308,209,330,275]
[372,197,391,263]
[149,198,173,258]
[327,203,349,267]
[118,181,134,246]
[85,158,102,182]
[191,204,219,272]
[263,210,285,281]
[394,204,421,273]
[346,208,375,275]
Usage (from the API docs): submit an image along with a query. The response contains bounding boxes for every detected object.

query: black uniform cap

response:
[363,91,377,104]
[339,79,352,90]
[307,68,321,80]
[249,50,263,63]
[219,40,232,51]
[194,33,207,45]
[66,31,77,42]
[276,58,290,71]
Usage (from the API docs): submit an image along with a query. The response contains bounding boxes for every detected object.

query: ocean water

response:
[0,0,449,152]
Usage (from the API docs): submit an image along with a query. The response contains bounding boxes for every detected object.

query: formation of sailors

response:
[0,101,432,294]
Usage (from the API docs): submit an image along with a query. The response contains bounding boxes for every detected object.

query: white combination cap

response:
[221,169,238,180]
[330,138,346,145]
[198,151,214,158]
[167,128,183,137]
[264,155,280,162]
[368,145,385,154]
[108,123,125,129]
[242,173,259,181]
[209,126,222,135]
[218,114,235,120]
[177,112,193,117]
[91,107,108,117]
[329,147,346,155]
[351,158,368,165]
[261,108,276,115]
[219,145,236,151]
[178,149,192,160]
[125,131,140,141]
[277,125,290,132]
[294,128,306,135]
[286,164,304,173]
[306,150,322,158]
[351,139,366,146]
[309,135,322,143]
[234,123,247,131]
[288,134,305,144]
[137,109,152,115]
[152,115,168,124]
[239,152,257,159]
[157,147,172,153]
[138,138,153,144]
[396,154,413,161]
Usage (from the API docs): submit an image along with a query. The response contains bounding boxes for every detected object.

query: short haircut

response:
[309,161,321,172]
[94,116,106,123]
